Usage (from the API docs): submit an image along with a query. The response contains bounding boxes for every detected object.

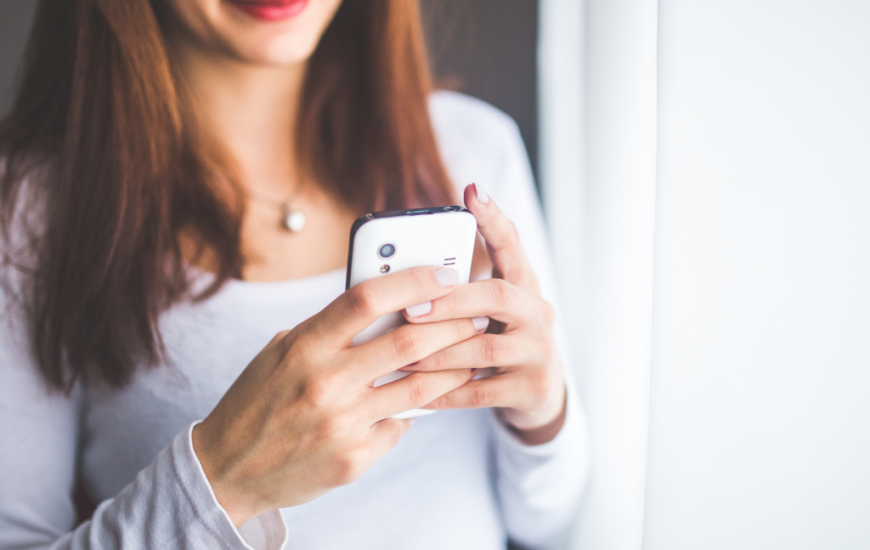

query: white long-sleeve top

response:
[0,92,588,550]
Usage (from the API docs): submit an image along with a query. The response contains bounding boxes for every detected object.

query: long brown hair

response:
[0,0,455,391]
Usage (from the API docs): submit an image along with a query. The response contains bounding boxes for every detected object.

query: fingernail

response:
[435,267,459,287]
[473,183,489,204]
[405,301,432,318]
[472,316,490,332]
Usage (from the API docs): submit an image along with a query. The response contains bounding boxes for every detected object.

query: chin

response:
[221,28,326,66]
[167,0,343,66]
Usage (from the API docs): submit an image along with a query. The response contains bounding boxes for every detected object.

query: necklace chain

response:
[246,185,307,233]
[246,186,298,209]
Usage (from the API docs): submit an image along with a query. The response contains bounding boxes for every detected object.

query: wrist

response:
[501,388,568,445]
[192,422,255,528]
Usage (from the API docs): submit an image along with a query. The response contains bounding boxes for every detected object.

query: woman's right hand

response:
[192,266,478,527]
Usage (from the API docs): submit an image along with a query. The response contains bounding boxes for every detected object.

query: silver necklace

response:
[247,187,307,233]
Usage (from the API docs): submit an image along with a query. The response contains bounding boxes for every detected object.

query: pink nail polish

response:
[473,183,489,204]
[472,316,490,332]
[405,301,432,318]
[435,268,459,287]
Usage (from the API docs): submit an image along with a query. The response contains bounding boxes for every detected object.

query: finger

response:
[314,266,461,346]
[464,183,538,291]
[399,333,535,373]
[361,418,411,471]
[421,376,518,411]
[403,278,536,326]
[367,368,476,420]
[367,417,410,448]
[349,317,481,382]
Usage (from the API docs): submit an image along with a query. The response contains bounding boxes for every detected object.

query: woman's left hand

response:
[399,183,567,445]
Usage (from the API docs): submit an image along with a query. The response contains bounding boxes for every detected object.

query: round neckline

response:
[226,266,346,289]
[188,263,347,296]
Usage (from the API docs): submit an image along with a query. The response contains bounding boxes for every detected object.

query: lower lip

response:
[227,0,309,22]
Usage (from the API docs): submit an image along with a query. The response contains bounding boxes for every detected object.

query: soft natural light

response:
[539,1,870,549]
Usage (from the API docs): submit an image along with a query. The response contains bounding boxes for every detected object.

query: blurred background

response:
[3,0,543,179]
[3,1,869,549]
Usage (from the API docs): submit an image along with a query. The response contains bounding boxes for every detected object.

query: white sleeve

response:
[0,286,287,549]
[477,113,591,548]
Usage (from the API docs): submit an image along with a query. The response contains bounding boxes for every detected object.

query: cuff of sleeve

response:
[170,422,288,550]
[488,384,585,458]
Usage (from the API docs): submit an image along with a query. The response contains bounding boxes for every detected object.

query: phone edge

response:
[345,206,469,290]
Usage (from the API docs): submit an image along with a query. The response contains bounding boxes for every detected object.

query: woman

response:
[0,0,587,548]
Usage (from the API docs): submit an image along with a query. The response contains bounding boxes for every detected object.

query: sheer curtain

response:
[539,1,658,549]
[539,1,870,549]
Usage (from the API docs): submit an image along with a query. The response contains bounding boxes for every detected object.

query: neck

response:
[173,40,307,198]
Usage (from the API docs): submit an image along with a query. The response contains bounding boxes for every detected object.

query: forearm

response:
[3,425,286,550]
[492,383,589,548]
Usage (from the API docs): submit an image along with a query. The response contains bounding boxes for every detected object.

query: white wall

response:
[539,0,870,549]
[644,1,870,548]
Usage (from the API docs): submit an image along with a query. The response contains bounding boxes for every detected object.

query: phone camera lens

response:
[378,243,396,259]
[443,206,458,212]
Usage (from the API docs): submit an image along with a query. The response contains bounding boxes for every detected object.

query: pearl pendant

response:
[282,204,306,232]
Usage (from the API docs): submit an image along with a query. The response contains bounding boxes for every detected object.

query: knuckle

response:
[320,415,353,445]
[347,284,380,318]
[469,386,498,408]
[391,327,423,360]
[332,448,365,485]
[411,267,434,288]
[426,394,448,410]
[429,349,449,371]
[452,318,471,338]
[427,349,453,370]
[439,289,459,313]
[269,330,291,346]
[489,279,517,310]
[407,375,435,407]
[492,220,520,249]
[303,374,337,408]
[288,333,317,363]
[273,331,304,364]
[481,335,507,365]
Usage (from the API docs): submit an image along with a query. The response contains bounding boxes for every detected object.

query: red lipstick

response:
[227,0,310,22]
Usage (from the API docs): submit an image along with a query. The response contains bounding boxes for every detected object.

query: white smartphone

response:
[346,206,478,419]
